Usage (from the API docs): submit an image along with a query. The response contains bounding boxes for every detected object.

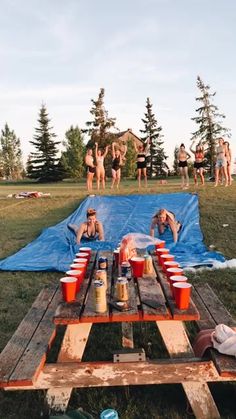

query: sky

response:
[0,0,236,168]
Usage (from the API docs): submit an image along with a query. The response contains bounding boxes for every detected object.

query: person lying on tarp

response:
[150,208,182,243]
[68,208,104,244]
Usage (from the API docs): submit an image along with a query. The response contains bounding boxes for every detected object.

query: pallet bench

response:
[192,283,236,377]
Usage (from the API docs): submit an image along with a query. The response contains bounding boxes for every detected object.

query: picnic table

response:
[1,249,236,418]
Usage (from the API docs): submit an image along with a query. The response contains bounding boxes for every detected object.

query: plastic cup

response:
[156,248,169,264]
[60,277,77,302]
[160,254,174,268]
[166,267,183,278]
[169,275,188,297]
[73,257,88,267]
[66,269,84,293]
[79,246,92,255]
[163,261,179,274]
[76,252,90,261]
[71,262,86,272]
[130,257,145,278]
[173,282,192,310]
[100,409,119,419]
[155,240,165,250]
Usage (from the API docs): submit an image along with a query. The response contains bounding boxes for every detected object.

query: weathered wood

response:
[191,287,216,330]
[46,323,92,413]
[152,255,200,321]
[0,285,58,388]
[113,348,146,363]
[182,382,220,418]
[137,276,171,320]
[121,322,134,349]
[194,283,236,327]
[32,360,222,389]
[110,278,140,322]
[6,287,61,387]
[53,251,97,325]
[156,321,194,358]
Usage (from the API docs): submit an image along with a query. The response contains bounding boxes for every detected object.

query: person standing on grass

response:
[134,138,150,188]
[111,142,127,189]
[224,141,233,185]
[85,148,96,192]
[95,142,109,190]
[177,143,191,189]
[190,140,205,186]
[214,138,228,187]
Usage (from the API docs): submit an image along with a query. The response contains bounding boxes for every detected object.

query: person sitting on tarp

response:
[68,208,104,244]
[150,208,182,243]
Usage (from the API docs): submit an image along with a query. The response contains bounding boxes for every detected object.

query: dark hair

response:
[180,143,185,148]
[86,208,96,217]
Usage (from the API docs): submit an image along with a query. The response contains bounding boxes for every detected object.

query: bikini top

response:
[84,221,99,239]
[195,151,204,160]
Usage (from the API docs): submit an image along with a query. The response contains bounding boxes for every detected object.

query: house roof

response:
[114,128,143,143]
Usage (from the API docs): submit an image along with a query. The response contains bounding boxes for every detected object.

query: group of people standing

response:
[85,137,233,192]
[177,137,232,189]
[85,139,150,192]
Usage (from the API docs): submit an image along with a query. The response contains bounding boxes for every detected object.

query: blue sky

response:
[0,0,235,166]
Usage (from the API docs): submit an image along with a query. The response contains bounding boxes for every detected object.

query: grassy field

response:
[0,178,236,418]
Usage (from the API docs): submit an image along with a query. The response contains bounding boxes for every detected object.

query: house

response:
[113,128,143,148]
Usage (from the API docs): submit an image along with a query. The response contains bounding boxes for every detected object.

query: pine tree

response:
[28,104,61,182]
[122,138,137,178]
[140,97,168,178]
[191,76,230,176]
[173,146,179,175]
[0,123,24,180]
[60,126,85,179]
[84,88,116,149]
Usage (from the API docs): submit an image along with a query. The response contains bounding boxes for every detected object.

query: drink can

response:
[121,261,131,279]
[144,255,153,275]
[94,280,107,313]
[95,269,107,290]
[117,277,128,301]
[98,256,108,270]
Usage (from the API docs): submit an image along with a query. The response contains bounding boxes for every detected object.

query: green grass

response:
[0,178,236,418]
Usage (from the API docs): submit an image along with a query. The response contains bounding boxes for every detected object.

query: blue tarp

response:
[0,193,225,272]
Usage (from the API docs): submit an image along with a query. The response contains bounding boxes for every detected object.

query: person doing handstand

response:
[150,208,182,243]
[68,208,104,245]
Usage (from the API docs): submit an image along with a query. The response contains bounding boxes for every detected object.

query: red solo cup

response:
[60,277,77,302]
[79,246,92,255]
[66,269,84,293]
[113,249,120,267]
[155,240,165,250]
[70,263,86,274]
[160,254,174,269]
[164,260,179,274]
[169,275,188,297]
[73,257,88,267]
[156,248,169,264]
[76,252,90,261]
[130,257,145,278]
[166,267,183,280]
[173,282,192,310]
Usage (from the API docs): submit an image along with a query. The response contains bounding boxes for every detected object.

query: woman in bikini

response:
[95,142,109,190]
[68,208,104,245]
[214,138,228,187]
[134,138,150,188]
[177,143,191,189]
[224,141,233,186]
[150,208,181,243]
[111,142,127,189]
[190,141,205,186]
[85,148,96,192]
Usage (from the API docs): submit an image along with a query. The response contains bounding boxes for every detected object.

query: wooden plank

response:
[156,321,194,358]
[110,277,140,322]
[0,285,58,388]
[182,382,220,418]
[210,350,236,377]
[191,287,216,330]
[152,255,200,321]
[33,359,222,389]
[80,251,112,323]
[137,275,171,321]
[6,287,61,387]
[194,283,236,327]
[46,323,92,413]
[53,251,97,325]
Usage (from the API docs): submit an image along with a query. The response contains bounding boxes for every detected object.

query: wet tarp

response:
[0,193,225,272]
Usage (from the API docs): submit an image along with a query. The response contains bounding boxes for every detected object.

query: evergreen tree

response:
[191,76,230,176]
[140,97,168,178]
[122,138,137,178]
[84,88,116,149]
[28,104,61,182]
[173,146,179,175]
[61,126,85,179]
[0,123,24,180]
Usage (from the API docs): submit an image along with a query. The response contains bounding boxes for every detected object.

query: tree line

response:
[0,76,230,182]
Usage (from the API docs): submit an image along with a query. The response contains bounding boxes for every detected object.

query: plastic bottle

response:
[100,409,119,419]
